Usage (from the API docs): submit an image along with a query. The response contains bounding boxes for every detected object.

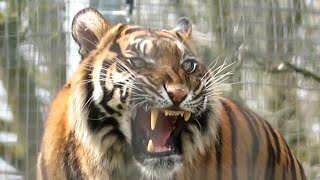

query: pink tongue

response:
[151,116,174,152]
[153,131,171,152]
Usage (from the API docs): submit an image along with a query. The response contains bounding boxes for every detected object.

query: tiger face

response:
[71,8,220,178]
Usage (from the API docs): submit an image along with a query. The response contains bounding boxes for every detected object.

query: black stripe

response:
[84,71,121,130]
[84,69,121,130]
[124,27,143,35]
[101,128,126,143]
[298,161,306,180]
[120,86,130,103]
[114,82,129,104]
[193,81,203,94]
[280,134,298,180]
[215,124,222,180]
[221,101,238,180]
[102,60,113,73]
[109,25,126,54]
[88,109,120,131]
[261,121,276,180]
[282,136,297,180]
[132,33,177,41]
[282,166,286,180]
[193,86,205,100]
[234,103,259,180]
[190,109,210,133]
[145,76,159,89]
[64,133,85,180]
[156,29,177,38]
[285,147,290,170]
[99,89,122,116]
[97,62,122,116]
[102,102,116,115]
[183,128,195,144]
[103,87,115,101]
[289,151,297,180]
[125,43,137,52]
[265,121,281,164]
[175,32,184,41]
[100,65,107,90]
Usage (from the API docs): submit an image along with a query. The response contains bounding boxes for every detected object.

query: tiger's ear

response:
[72,8,112,59]
[173,17,193,39]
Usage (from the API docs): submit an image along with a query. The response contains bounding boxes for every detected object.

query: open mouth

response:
[132,106,192,161]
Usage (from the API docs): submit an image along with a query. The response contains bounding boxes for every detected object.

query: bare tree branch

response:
[282,61,320,82]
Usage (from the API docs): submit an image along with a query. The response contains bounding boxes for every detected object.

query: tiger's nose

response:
[165,84,189,105]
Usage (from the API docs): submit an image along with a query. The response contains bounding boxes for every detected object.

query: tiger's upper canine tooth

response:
[147,139,154,153]
[184,111,191,121]
[151,109,159,130]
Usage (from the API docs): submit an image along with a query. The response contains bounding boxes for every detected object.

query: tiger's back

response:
[37,8,306,180]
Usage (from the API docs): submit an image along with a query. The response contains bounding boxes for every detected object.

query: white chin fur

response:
[136,155,182,180]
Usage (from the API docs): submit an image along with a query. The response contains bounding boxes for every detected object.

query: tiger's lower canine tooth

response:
[151,109,159,130]
[184,111,191,121]
[147,139,154,153]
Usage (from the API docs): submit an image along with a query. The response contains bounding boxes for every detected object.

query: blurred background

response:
[0,0,319,179]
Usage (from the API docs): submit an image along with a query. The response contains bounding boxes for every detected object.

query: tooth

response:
[165,110,169,116]
[151,109,159,130]
[147,139,154,153]
[184,111,191,121]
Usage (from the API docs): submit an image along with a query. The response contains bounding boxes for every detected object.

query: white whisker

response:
[88,114,109,121]
[81,95,94,111]
[195,119,203,132]
[132,100,148,109]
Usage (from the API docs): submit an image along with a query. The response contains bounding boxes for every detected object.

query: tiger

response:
[37,7,306,180]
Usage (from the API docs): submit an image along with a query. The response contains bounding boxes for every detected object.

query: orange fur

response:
[37,8,306,180]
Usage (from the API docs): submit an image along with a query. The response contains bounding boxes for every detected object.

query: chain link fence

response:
[0,0,319,179]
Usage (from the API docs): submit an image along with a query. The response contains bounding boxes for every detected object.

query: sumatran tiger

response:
[37,7,306,180]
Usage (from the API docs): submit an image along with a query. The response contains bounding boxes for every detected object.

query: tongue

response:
[150,115,176,152]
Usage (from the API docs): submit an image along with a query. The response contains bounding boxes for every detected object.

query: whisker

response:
[195,118,203,132]
[81,95,94,111]
[113,57,137,76]
[205,76,232,89]
[88,114,109,121]
[227,81,245,85]
[204,72,233,84]
[132,100,148,109]
[202,59,235,80]
[130,96,151,100]
[201,57,220,79]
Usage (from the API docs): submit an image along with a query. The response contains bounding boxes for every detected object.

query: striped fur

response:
[37,8,306,180]
[175,98,306,180]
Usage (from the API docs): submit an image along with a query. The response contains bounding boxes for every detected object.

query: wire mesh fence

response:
[0,0,319,179]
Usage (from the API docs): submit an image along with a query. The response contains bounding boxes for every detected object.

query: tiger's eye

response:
[182,59,197,73]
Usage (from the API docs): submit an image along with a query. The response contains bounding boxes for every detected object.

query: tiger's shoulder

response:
[176,97,306,180]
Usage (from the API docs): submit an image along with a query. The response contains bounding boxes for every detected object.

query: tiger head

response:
[71,8,222,178]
